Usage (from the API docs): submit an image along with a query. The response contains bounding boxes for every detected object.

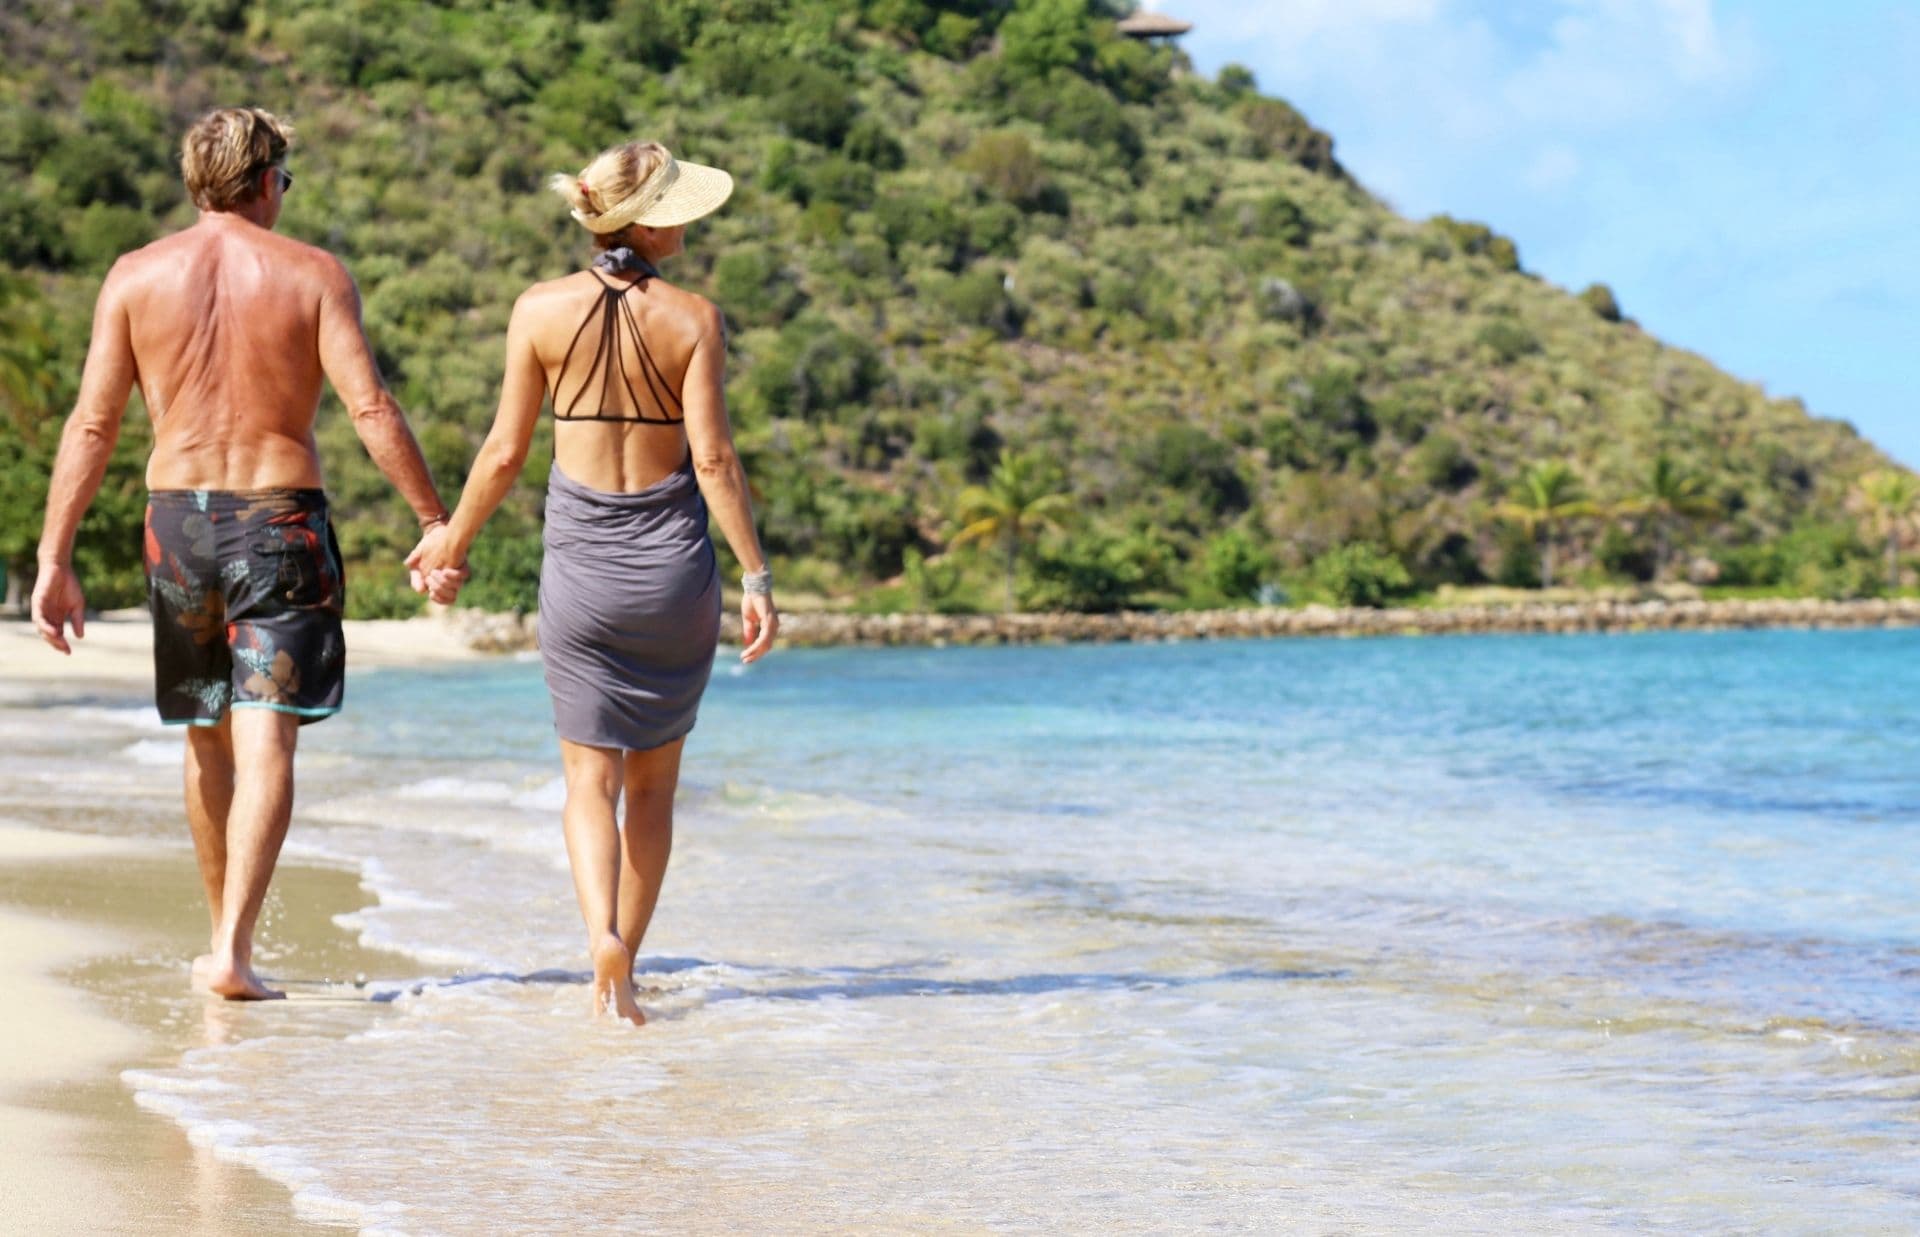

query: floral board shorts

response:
[144,488,346,727]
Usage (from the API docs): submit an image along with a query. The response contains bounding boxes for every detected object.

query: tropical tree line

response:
[929,448,1920,612]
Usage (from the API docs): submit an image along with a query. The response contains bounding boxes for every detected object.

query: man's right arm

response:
[315,258,450,527]
[33,264,137,653]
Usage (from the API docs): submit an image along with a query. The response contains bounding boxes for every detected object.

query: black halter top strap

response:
[552,247,685,424]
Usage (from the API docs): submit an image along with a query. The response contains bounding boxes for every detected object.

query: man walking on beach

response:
[31,107,458,999]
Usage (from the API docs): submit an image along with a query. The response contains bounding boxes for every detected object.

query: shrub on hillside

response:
[714,246,808,329]
[957,132,1061,212]
[1494,523,1541,588]
[1026,528,1170,612]
[1414,433,1477,491]
[1236,98,1340,176]
[1476,318,1540,364]
[1216,64,1257,98]
[761,61,859,148]
[844,116,906,170]
[1197,527,1273,603]
[740,316,884,421]
[1581,282,1623,322]
[1595,524,1656,582]
[998,0,1094,79]
[0,188,70,267]
[801,156,876,210]
[1132,424,1250,516]
[931,268,1024,337]
[1309,542,1412,607]
[1237,191,1309,246]
[1296,367,1378,448]
[66,203,153,272]
[1430,215,1522,272]
[818,484,923,577]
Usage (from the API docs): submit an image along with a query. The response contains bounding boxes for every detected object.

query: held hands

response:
[30,562,86,655]
[405,525,470,605]
[740,592,778,664]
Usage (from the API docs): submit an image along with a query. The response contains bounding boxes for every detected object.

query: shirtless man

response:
[31,107,460,999]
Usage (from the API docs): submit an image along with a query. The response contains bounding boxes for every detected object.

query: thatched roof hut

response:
[1116,10,1193,39]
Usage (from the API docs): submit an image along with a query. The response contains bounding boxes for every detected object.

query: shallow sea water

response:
[37,627,1920,1231]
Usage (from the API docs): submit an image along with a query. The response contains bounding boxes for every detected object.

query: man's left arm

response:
[33,266,137,654]
[316,257,450,526]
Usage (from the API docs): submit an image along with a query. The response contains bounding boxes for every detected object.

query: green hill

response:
[0,0,1904,616]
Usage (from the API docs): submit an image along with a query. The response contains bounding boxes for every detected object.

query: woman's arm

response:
[681,300,778,664]
[409,294,545,593]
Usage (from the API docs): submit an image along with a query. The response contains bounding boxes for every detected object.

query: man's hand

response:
[405,526,469,605]
[30,563,87,655]
[740,592,778,665]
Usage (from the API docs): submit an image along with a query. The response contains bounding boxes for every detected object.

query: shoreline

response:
[0,685,423,1235]
[7,597,1917,681]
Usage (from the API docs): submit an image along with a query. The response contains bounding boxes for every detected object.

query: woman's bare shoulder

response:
[643,278,724,336]
[514,271,596,308]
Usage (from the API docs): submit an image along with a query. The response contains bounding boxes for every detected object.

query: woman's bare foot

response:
[591,934,645,1025]
[191,953,285,1001]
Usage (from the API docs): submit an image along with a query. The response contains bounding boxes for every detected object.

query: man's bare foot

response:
[191,954,285,1001]
[591,934,645,1026]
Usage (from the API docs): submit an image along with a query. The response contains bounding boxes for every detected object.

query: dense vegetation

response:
[1,0,1911,617]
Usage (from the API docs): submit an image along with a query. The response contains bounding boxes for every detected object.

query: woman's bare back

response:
[520,268,713,494]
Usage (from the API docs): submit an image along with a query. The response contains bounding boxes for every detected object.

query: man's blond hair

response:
[180,107,295,212]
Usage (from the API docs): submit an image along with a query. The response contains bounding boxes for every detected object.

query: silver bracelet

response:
[741,568,773,596]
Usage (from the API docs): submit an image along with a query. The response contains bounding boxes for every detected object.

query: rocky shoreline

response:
[448,596,1920,653]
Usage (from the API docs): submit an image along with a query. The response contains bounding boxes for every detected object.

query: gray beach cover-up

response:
[538,461,721,751]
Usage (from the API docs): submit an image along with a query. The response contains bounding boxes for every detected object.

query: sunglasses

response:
[270,166,293,194]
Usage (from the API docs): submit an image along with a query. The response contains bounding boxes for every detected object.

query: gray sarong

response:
[538,462,721,751]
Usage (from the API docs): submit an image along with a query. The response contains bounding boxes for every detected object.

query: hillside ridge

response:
[0,0,1900,615]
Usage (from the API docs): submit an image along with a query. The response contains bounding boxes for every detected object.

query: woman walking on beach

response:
[412,140,777,1024]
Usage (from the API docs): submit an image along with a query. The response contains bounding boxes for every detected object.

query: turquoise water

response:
[119,628,1920,1230]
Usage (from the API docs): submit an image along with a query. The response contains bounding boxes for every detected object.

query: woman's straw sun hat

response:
[571,152,733,232]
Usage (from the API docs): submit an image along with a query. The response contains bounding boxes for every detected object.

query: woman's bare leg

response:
[617,738,684,971]
[558,738,643,1025]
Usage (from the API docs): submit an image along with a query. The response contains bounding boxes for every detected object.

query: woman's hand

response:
[740,592,778,664]
[406,526,470,605]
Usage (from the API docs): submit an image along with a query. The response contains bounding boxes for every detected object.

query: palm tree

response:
[1493,461,1595,590]
[1620,454,1721,580]
[1854,469,1920,594]
[950,449,1073,612]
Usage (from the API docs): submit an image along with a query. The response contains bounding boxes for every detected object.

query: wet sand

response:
[0,624,482,1234]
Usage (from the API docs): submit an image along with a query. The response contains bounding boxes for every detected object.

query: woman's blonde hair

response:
[180,107,295,212]
[548,141,671,245]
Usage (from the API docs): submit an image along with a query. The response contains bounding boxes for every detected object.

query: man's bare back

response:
[114,214,399,492]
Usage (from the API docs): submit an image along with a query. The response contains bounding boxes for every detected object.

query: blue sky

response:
[1172,0,1920,467]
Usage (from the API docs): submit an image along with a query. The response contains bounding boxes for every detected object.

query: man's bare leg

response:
[559,739,644,1025]
[617,739,683,977]
[183,719,236,988]
[198,708,299,1000]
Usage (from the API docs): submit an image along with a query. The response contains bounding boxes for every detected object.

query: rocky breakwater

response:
[433,598,1920,653]
[714,597,1920,648]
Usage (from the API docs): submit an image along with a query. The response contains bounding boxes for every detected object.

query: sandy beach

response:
[1,609,491,687]
[0,613,494,1234]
